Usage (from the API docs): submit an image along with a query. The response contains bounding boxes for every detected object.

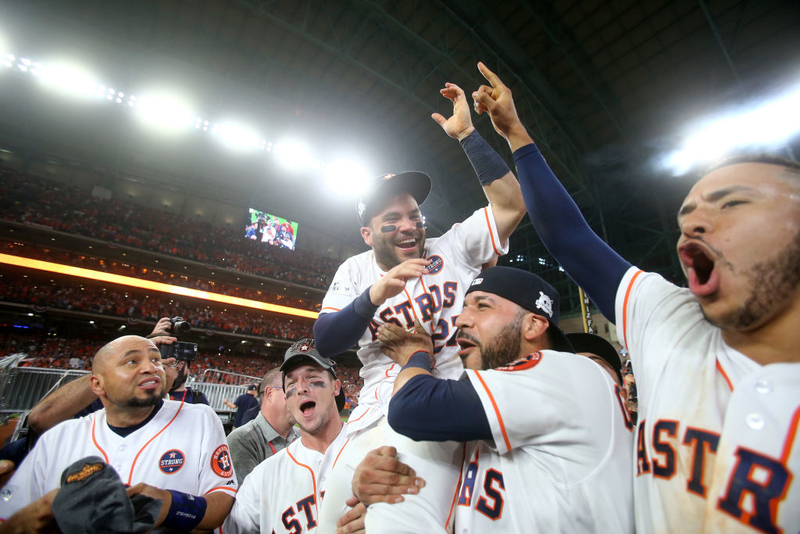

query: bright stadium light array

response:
[2,45,379,197]
[135,92,195,133]
[667,85,800,175]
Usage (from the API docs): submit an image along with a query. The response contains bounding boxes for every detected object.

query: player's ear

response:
[333,379,342,396]
[360,226,373,247]
[89,374,105,397]
[521,313,549,343]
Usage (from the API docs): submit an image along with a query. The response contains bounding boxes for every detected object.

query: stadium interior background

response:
[0,0,798,426]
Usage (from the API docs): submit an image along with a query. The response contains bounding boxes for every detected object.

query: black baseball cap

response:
[280,338,346,412]
[466,266,574,353]
[52,456,161,533]
[356,171,431,227]
[566,332,623,384]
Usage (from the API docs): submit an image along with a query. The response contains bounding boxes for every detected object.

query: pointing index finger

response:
[477,61,504,89]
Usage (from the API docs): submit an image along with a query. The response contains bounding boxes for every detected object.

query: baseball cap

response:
[247,384,258,391]
[52,456,161,533]
[280,338,346,412]
[566,332,623,384]
[466,266,574,353]
[356,171,431,227]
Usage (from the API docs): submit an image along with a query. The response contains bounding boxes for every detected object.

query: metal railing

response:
[199,369,261,386]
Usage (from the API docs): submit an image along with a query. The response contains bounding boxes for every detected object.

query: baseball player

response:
[369,266,634,533]
[223,339,353,533]
[0,335,237,532]
[472,61,800,532]
[313,82,527,531]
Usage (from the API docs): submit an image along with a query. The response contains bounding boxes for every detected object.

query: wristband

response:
[403,351,433,371]
[162,490,207,531]
[459,129,511,186]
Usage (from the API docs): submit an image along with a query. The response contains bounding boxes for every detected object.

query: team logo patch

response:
[331,281,352,295]
[496,352,543,372]
[211,445,233,478]
[159,449,185,474]
[65,462,104,484]
[470,277,483,287]
[535,291,554,318]
[425,255,444,275]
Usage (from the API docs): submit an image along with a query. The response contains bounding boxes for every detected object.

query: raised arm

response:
[433,82,526,244]
[471,62,631,321]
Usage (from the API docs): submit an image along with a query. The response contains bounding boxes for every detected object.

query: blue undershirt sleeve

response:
[313,289,377,356]
[513,143,631,322]
[388,374,492,442]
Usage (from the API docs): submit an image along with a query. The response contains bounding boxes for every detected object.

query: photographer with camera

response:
[160,317,209,406]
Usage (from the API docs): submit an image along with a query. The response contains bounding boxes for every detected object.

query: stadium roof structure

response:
[0,0,798,315]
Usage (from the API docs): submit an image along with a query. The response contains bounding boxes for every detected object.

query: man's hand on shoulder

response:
[368,259,429,307]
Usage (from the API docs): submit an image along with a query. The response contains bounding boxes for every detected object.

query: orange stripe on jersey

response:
[332,437,353,470]
[385,364,397,378]
[471,370,511,452]
[482,207,502,256]
[205,486,238,494]
[348,408,370,424]
[320,307,340,313]
[715,359,733,392]
[91,416,110,464]
[621,270,644,350]
[781,406,800,463]
[445,443,468,529]
[127,401,185,486]
[287,448,319,519]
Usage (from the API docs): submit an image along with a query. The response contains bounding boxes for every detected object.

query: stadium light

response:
[134,92,194,133]
[274,139,313,171]
[667,85,800,175]
[212,122,261,151]
[324,159,371,196]
[38,61,100,98]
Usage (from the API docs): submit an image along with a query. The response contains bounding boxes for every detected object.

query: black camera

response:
[169,316,192,335]
[159,341,198,361]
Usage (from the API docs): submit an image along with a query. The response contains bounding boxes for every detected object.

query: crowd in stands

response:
[0,241,321,312]
[0,167,340,289]
[0,272,314,340]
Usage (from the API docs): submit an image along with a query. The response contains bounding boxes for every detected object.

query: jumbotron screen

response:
[244,208,299,251]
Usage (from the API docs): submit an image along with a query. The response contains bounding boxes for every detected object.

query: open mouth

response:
[456,335,478,357]
[139,377,161,390]
[395,237,418,251]
[678,242,719,296]
[299,401,316,417]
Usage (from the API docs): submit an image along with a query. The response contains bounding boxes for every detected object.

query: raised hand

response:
[431,82,475,141]
[472,62,532,151]
[368,258,430,307]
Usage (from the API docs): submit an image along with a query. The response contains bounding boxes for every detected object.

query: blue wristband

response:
[460,129,511,186]
[403,351,433,371]
[162,490,207,531]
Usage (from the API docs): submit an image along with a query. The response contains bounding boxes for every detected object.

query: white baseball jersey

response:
[0,400,237,523]
[617,267,800,533]
[223,423,349,533]
[320,205,507,433]
[454,349,634,533]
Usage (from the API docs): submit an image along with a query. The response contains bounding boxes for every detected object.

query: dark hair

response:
[705,153,800,175]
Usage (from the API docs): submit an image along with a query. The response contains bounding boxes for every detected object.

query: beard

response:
[707,229,800,330]
[108,386,164,409]
[371,230,425,270]
[458,310,525,370]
